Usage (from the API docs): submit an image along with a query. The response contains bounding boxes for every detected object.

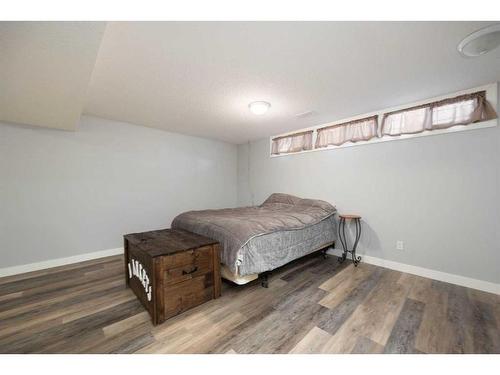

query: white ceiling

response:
[2,22,500,142]
[0,22,106,130]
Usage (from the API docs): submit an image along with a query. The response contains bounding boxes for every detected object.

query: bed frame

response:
[221,241,335,288]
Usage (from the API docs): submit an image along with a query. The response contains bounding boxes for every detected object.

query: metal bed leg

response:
[260,272,269,288]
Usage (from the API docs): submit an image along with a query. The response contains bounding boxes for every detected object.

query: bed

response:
[171,193,337,286]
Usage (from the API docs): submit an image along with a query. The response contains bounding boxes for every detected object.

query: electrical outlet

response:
[396,241,404,251]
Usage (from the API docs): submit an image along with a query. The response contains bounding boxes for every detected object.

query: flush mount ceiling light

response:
[249,101,271,115]
[458,24,500,57]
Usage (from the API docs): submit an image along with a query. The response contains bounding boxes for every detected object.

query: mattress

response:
[172,193,337,277]
[235,215,335,275]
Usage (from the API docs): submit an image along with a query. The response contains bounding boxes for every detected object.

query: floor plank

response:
[351,336,385,354]
[316,267,384,336]
[289,326,332,354]
[384,298,425,353]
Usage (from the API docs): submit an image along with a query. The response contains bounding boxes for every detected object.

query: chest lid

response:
[124,228,217,257]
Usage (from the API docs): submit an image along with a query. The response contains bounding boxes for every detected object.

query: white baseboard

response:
[0,247,124,278]
[327,248,500,295]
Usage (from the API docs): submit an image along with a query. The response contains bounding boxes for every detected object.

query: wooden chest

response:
[123,228,221,325]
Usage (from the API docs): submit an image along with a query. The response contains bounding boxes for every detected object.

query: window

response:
[269,84,498,157]
[271,130,313,155]
[381,91,496,136]
[316,116,378,148]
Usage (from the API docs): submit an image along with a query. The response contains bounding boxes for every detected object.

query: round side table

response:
[338,214,362,266]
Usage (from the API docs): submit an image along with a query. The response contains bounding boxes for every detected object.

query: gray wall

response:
[237,125,500,284]
[0,116,237,268]
[2,111,499,285]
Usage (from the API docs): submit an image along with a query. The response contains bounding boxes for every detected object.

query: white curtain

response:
[271,131,313,155]
[382,107,432,136]
[382,91,496,136]
[315,116,378,148]
[432,98,479,128]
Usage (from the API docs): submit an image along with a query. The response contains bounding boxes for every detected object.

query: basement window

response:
[270,83,498,157]
[381,91,496,137]
[271,130,313,155]
[315,116,378,148]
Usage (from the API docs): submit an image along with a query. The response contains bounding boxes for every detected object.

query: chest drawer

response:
[164,255,213,286]
[161,273,215,321]
[161,246,212,269]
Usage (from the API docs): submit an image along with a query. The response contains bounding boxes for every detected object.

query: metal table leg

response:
[351,218,362,266]
[338,217,348,263]
[338,216,362,266]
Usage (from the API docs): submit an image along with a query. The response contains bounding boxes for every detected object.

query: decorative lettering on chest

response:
[128,259,152,301]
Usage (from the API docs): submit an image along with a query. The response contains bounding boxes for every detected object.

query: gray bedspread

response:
[171,193,336,275]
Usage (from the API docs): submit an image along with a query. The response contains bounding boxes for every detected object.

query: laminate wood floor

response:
[0,253,498,354]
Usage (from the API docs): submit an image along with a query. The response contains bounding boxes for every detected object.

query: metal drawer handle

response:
[182,266,198,275]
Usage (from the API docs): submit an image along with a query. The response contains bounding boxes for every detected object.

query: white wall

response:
[238,124,500,284]
[0,116,237,269]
